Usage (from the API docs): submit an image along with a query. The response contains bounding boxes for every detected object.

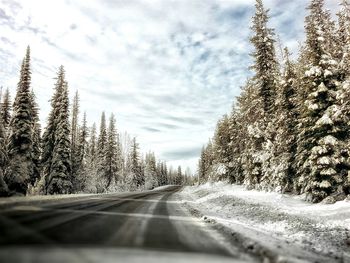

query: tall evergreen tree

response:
[29,91,41,186]
[338,0,350,74]
[250,0,278,115]
[6,46,34,194]
[129,137,142,187]
[96,112,107,192]
[0,109,9,196]
[85,123,98,192]
[1,88,11,130]
[43,66,72,194]
[105,113,118,189]
[296,0,349,202]
[70,91,80,182]
[246,0,279,188]
[268,48,298,192]
[74,112,88,192]
[144,152,157,189]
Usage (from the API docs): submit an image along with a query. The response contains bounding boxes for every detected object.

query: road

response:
[0,186,258,263]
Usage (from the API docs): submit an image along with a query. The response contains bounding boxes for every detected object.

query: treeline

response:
[199,0,350,203]
[0,47,188,197]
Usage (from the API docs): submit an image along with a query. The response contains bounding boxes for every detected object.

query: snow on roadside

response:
[0,193,96,206]
[177,181,350,262]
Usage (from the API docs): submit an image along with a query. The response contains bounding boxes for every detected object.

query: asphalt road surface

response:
[0,186,258,263]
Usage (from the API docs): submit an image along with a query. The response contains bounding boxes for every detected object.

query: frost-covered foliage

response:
[43,66,72,195]
[6,47,34,195]
[0,48,187,197]
[198,0,350,203]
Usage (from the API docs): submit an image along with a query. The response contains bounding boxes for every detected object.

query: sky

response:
[0,0,339,172]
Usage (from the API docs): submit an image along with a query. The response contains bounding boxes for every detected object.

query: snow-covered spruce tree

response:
[6,47,34,195]
[96,112,107,192]
[74,112,88,192]
[85,123,98,193]
[212,115,232,181]
[158,161,168,186]
[228,108,245,184]
[144,152,157,190]
[337,0,350,195]
[70,91,80,188]
[43,66,72,195]
[176,166,183,185]
[268,48,298,192]
[1,88,11,130]
[29,91,41,186]
[246,0,279,189]
[105,113,118,190]
[129,137,142,188]
[198,146,207,183]
[237,80,264,189]
[338,0,350,75]
[295,0,349,202]
[0,111,9,196]
[198,140,214,183]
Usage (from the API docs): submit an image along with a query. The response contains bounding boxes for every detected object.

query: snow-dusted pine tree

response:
[1,88,11,130]
[0,111,9,196]
[70,91,80,185]
[246,0,279,189]
[213,115,232,180]
[338,0,350,75]
[74,112,88,192]
[129,137,142,188]
[144,152,158,190]
[96,112,107,192]
[85,122,98,193]
[6,47,34,195]
[268,48,298,192]
[29,91,41,186]
[296,0,349,202]
[105,113,118,189]
[43,66,72,194]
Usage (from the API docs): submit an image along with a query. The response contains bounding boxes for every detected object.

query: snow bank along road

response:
[0,186,259,263]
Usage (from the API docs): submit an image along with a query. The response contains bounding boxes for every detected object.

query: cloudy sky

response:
[0,0,339,171]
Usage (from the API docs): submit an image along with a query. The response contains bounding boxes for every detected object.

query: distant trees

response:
[0,48,186,196]
[198,0,350,203]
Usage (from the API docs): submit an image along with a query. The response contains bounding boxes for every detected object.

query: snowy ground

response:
[176,182,350,263]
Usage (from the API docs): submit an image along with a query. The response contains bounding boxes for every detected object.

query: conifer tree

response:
[213,115,232,180]
[70,91,80,182]
[1,88,11,130]
[30,91,41,186]
[105,113,118,189]
[96,112,107,192]
[129,137,142,187]
[246,0,279,188]
[85,123,98,192]
[43,66,72,194]
[296,0,349,202]
[268,48,298,192]
[144,152,157,189]
[338,0,350,74]
[0,111,9,196]
[6,47,34,194]
[74,112,88,192]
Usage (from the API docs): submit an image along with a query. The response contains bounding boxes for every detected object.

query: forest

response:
[0,48,189,197]
[198,0,350,203]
